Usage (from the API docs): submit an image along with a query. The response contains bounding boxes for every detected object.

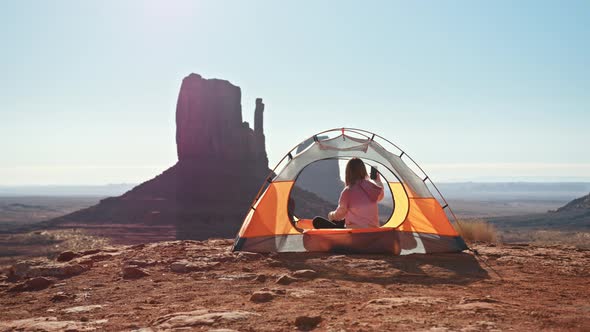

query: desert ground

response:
[1,193,589,331]
[1,239,589,331]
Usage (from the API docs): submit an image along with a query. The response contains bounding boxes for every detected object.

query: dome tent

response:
[232,128,467,255]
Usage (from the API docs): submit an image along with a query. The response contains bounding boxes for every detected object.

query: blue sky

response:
[1,0,589,185]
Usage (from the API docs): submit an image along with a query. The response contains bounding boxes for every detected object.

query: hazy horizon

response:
[1,1,589,185]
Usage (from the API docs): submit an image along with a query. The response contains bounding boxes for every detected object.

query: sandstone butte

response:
[46,73,335,243]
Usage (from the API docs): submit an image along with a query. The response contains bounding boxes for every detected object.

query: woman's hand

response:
[327,211,335,221]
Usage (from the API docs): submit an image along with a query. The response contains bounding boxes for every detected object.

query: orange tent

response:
[233,128,467,254]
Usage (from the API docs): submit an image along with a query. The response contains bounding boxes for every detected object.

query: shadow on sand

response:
[273,252,489,286]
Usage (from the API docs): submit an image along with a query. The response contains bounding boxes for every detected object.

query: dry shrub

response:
[454,219,498,244]
[501,230,590,249]
[2,229,111,259]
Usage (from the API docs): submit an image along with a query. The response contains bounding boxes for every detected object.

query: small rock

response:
[236,252,263,261]
[10,260,88,279]
[366,297,445,308]
[454,302,498,311]
[295,315,322,330]
[289,289,316,298]
[51,292,73,302]
[327,255,347,261]
[292,269,318,279]
[253,274,267,282]
[62,305,103,314]
[276,274,298,285]
[0,317,88,331]
[8,277,53,292]
[208,253,234,263]
[152,309,259,328]
[130,243,146,250]
[80,248,101,256]
[122,266,150,280]
[170,260,220,273]
[217,273,257,281]
[56,251,80,262]
[75,258,94,267]
[267,259,282,267]
[170,261,189,273]
[126,260,157,267]
[86,253,118,262]
[270,288,286,295]
[250,291,275,303]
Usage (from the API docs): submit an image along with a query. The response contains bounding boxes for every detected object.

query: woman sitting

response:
[313,158,384,229]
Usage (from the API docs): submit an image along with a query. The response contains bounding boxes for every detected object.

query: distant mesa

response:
[49,73,333,242]
[489,192,590,231]
[293,136,344,204]
[555,192,590,213]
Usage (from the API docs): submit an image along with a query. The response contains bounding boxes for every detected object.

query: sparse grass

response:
[454,219,499,244]
[0,229,111,263]
[501,230,590,249]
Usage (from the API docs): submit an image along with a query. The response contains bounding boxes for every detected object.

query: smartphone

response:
[370,166,378,180]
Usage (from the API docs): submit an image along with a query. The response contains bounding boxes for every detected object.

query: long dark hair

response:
[345,158,367,186]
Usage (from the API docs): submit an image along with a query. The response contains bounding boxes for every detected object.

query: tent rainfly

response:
[232,128,468,255]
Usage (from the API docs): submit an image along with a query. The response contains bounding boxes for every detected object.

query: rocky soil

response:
[1,240,589,331]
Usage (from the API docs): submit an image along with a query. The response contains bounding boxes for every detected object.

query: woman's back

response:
[316,158,385,230]
[338,178,384,228]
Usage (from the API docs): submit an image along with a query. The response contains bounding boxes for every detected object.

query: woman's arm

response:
[328,188,349,221]
[374,174,385,202]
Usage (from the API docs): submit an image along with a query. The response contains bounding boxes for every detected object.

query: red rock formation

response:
[175,73,266,164]
[49,73,333,241]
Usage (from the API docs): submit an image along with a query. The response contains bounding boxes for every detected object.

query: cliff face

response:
[175,73,267,165]
[50,73,332,240]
